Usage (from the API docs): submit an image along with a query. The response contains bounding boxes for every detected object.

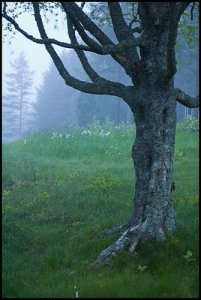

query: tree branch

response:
[108,2,135,43]
[67,16,104,82]
[108,2,140,64]
[2,7,141,58]
[61,1,140,80]
[107,2,140,83]
[61,2,114,46]
[175,88,199,108]
[176,2,190,19]
[2,10,99,53]
[32,2,128,100]
[61,2,104,54]
[140,2,160,26]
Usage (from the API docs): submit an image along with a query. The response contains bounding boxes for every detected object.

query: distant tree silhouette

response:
[34,50,82,131]
[3,52,35,139]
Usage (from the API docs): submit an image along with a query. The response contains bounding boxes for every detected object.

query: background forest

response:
[2,11,199,142]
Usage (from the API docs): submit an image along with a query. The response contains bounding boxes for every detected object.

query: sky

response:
[2,7,69,100]
[2,4,199,107]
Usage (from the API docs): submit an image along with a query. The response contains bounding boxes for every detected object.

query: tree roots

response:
[89,220,149,268]
[102,222,131,236]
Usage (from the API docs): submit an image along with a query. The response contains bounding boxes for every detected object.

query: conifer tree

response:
[3,52,35,140]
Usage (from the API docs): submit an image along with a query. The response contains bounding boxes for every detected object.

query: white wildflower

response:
[99,129,104,136]
[59,133,62,138]
[74,285,79,298]
[24,139,27,144]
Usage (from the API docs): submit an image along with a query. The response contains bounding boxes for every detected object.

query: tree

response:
[3,51,35,140]
[35,47,132,128]
[76,45,133,126]
[34,50,80,131]
[2,2,199,265]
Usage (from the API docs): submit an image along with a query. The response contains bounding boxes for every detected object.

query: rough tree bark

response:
[92,84,178,266]
[90,3,197,266]
[2,2,199,267]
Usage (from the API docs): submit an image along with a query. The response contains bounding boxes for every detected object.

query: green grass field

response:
[2,121,199,298]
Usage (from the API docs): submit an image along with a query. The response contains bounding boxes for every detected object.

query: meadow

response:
[2,119,199,298]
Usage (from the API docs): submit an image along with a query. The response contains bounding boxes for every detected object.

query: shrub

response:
[179,118,199,133]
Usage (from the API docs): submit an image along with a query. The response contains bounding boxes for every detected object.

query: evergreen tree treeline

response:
[3,52,35,141]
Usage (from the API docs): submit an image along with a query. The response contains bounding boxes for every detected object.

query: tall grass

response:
[2,120,199,298]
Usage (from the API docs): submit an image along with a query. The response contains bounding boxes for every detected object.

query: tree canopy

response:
[2,2,199,108]
[2,1,199,266]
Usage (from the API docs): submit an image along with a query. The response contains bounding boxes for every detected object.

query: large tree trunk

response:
[131,85,177,240]
[91,83,177,266]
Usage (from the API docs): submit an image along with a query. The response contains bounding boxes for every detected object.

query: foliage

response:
[177,3,199,50]
[80,173,122,195]
[138,264,148,272]
[178,117,199,132]
[176,3,199,71]
[184,250,196,262]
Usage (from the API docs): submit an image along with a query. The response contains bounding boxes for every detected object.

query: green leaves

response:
[177,5,199,50]
[79,173,122,195]
[3,190,11,199]
[40,191,49,198]
[179,118,199,133]
[138,264,148,272]
[184,250,196,262]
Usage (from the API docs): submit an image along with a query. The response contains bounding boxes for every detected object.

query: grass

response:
[2,120,199,298]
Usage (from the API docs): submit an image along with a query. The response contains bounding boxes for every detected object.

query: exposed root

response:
[129,241,138,253]
[89,220,148,268]
[103,222,131,236]
[89,231,131,268]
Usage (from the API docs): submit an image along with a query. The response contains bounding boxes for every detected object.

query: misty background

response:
[2,6,199,144]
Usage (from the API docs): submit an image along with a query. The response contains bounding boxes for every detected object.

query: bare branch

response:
[190,2,195,20]
[175,88,199,108]
[107,2,140,82]
[81,2,85,10]
[61,2,104,54]
[132,27,142,34]
[129,18,141,29]
[3,1,7,14]
[32,2,129,100]
[2,7,141,58]
[108,2,135,43]
[61,2,142,81]
[67,16,103,82]
[61,2,114,46]
[2,10,98,53]
[176,2,190,19]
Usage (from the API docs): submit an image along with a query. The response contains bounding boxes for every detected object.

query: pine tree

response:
[76,23,133,126]
[3,52,35,141]
[34,50,81,131]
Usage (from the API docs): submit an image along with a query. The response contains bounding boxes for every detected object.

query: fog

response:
[2,5,199,144]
